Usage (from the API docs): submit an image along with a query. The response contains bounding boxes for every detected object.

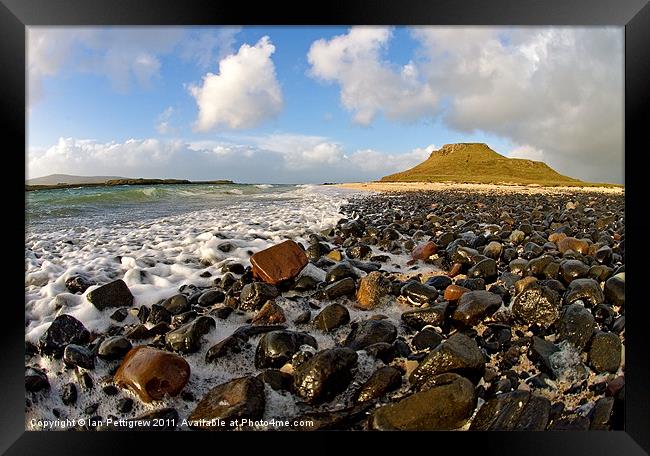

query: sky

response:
[27,26,624,184]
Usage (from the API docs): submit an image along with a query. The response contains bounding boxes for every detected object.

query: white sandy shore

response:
[335,181,624,195]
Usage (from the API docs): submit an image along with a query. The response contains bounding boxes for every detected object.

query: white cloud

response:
[508,145,545,161]
[189,36,283,131]
[307,27,438,125]
[28,137,436,184]
[156,107,176,135]
[27,27,239,102]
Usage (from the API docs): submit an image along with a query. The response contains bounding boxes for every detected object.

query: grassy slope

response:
[381,143,620,187]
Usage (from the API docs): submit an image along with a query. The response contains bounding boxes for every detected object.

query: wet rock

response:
[161,294,190,315]
[470,391,551,430]
[589,396,615,430]
[63,344,95,370]
[364,342,397,364]
[114,346,190,402]
[401,302,449,330]
[564,278,604,306]
[559,260,589,283]
[293,310,311,324]
[354,366,402,403]
[210,306,233,320]
[557,237,589,255]
[293,347,358,404]
[509,258,529,275]
[86,279,134,311]
[512,284,560,327]
[411,241,437,261]
[239,282,280,312]
[346,243,371,259]
[514,276,538,295]
[313,303,350,331]
[400,281,439,306]
[124,324,151,340]
[109,307,128,322]
[254,330,318,368]
[604,274,625,307]
[251,240,308,285]
[344,319,397,350]
[320,277,356,300]
[509,230,525,244]
[39,314,90,358]
[205,335,247,362]
[444,284,470,301]
[529,336,560,375]
[325,262,357,282]
[452,290,503,326]
[188,377,265,430]
[293,275,320,291]
[467,258,498,282]
[371,373,475,430]
[197,289,225,307]
[256,369,293,392]
[426,275,452,290]
[165,316,215,353]
[65,275,94,294]
[26,366,49,392]
[251,300,286,326]
[147,304,172,325]
[221,262,245,275]
[557,304,595,351]
[293,404,372,431]
[61,383,77,405]
[412,328,444,351]
[588,332,622,373]
[409,333,486,388]
[355,271,390,310]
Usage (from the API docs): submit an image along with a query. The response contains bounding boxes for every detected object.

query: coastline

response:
[25,178,236,192]
[335,181,624,194]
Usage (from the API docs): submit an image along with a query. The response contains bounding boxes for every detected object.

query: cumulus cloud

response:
[189,37,283,130]
[307,27,623,183]
[27,27,239,103]
[155,107,176,135]
[28,136,434,184]
[307,27,438,125]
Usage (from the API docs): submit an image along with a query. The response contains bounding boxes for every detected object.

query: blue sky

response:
[27,26,623,183]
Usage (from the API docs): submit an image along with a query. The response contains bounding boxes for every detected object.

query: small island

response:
[25,176,235,191]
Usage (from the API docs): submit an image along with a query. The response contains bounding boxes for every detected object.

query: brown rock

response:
[114,346,190,403]
[327,250,343,261]
[449,262,463,277]
[557,237,589,255]
[355,271,389,310]
[251,240,308,285]
[411,241,437,261]
[548,232,567,244]
[251,300,286,325]
[444,284,470,301]
[452,290,503,326]
[515,276,538,295]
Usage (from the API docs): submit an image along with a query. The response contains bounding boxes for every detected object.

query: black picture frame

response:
[3,0,648,454]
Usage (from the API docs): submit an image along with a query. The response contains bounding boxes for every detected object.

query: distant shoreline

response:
[25,178,235,192]
[336,181,624,194]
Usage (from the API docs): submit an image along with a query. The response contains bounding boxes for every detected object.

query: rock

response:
[557,304,595,351]
[514,276,537,295]
[528,336,560,375]
[211,306,233,320]
[320,277,356,300]
[197,289,225,307]
[39,314,90,358]
[400,281,439,306]
[370,373,475,430]
[426,275,452,290]
[293,348,358,404]
[251,300,286,325]
[313,303,350,331]
[205,335,248,363]
[509,258,529,274]
[411,241,437,261]
[354,366,402,403]
[364,342,397,363]
[412,328,444,351]
[452,290,503,326]
[109,307,128,322]
[61,383,77,405]
[483,241,502,260]
[257,369,293,392]
[589,396,615,430]
[346,243,371,259]
[147,304,172,325]
[344,319,397,350]
[326,250,343,261]
[401,303,449,330]
[188,377,265,430]
[557,237,589,255]
[512,284,560,327]
[325,262,357,282]
[254,330,318,368]
[221,262,245,275]
[114,346,190,402]
[63,344,95,370]
[444,284,470,301]
[293,310,311,324]
[124,324,151,340]
[470,391,551,430]
[355,271,389,310]
[604,274,625,307]
[250,240,308,285]
[564,278,604,306]
[239,282,280,312]
[26,366,49,392]
[409,333,485,389]
[86,279,134,310]
[588,332,622,373]
[293,404,372,430]
[65,275,93,294]
[161,294,190,315]
[97,336,132,360]
[467,258,498,282]
[165,316,215,353]
[509,230,525,244]
[293,275,320,291]
[559,260,589,283]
